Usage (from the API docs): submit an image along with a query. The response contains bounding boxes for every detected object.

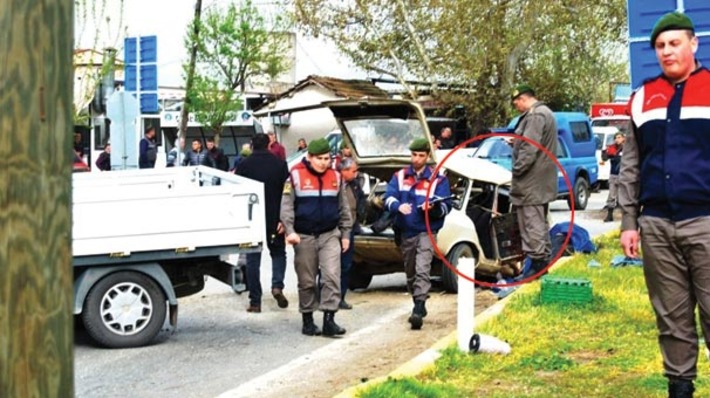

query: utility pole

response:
[179,0,203,144]
[0,0,74,396]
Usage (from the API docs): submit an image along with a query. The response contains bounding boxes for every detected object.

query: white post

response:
[457,258,475,352]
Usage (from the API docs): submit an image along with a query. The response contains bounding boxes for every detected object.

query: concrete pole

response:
[0,0,74,395]
[457,258,476,352]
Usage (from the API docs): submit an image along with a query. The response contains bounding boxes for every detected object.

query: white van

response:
[593,126,620,187]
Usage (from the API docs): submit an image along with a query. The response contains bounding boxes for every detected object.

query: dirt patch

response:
[250,288,500,398]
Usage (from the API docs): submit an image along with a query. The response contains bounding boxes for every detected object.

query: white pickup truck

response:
[72,166,265,348]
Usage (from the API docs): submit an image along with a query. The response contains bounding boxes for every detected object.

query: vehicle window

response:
[447,173,468,210]
[570,121,591,142]
[342,119,425,157]
[594,133,603,150]
[592,119,629,135]
[556,138,568,158]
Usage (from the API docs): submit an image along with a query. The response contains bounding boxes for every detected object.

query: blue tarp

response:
[550,222,597,255]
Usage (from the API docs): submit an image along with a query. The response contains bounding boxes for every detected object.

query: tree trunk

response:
[180,0,203,139]
[0,0,74,396]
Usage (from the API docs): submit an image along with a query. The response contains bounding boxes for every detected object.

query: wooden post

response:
[0,0,74,396]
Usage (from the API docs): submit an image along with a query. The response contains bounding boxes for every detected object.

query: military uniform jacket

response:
[511,101,558,206]
[280,158,352,238]
[619,64,710,231]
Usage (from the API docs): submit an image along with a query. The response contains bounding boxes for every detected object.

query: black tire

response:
[82,271,167,348]
[567,177,589,210]
[349,267,373,290]
[443,244,476,293]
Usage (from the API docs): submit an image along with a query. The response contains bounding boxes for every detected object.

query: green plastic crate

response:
[540,276,593,304]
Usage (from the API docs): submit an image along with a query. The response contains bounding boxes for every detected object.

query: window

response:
[556,139,568,158]
[570,121,591,142]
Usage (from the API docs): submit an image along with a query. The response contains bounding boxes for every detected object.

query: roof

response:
[253,75,389,116]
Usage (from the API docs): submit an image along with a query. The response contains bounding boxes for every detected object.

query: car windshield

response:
[342,119,425,157]
[472,137,512,159]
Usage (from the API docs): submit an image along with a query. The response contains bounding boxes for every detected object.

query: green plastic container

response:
[540,276,593,304]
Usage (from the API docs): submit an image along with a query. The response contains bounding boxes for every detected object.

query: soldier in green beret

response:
[619,11,707,398]
[510,84,558,279]
[383,137,452,330]
[281,136,353,337]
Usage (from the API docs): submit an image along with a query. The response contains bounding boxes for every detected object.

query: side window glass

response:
[556,138,568,158]
[570,122,591,142]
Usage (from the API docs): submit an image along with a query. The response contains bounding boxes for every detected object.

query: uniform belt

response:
[298,228,336,237]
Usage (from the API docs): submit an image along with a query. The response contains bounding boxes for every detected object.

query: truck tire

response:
[82,271,167,348]
[349,267,373,290]
[443,244,476,293]
[567,177,589,210]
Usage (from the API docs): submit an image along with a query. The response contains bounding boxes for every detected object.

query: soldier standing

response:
[281,138,353,337]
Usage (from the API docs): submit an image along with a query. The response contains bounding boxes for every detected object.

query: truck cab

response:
[498,111,599,210]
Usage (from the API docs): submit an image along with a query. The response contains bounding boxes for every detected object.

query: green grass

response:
[358,233,710,397]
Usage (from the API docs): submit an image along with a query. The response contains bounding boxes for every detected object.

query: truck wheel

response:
[82,271,167,348]
[443,244,476,293]
[567,177,589,210]
[349,267,373,290]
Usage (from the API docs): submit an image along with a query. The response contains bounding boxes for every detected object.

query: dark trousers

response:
[340,230,355,300]
[246,234,287,306]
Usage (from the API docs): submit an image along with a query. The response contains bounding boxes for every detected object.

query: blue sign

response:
[628,0,710,88]
[124,36,159,113]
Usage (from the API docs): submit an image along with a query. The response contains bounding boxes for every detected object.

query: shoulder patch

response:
[283,181,292,195]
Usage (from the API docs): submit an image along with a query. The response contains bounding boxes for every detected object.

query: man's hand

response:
[398,203,412,215]
[285,232,300,246]
[276,222,285,235]
[341,238,350,253]
[620,230,640,258]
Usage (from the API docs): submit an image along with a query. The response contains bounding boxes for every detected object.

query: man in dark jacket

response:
[236,134,290,312]
[384,138,452,330]
[619,12,709,397]
[602,132,625,222]
[139,126,158,169]
[206,137,229,171]
[182,139,215,167]
[510,84,558,278]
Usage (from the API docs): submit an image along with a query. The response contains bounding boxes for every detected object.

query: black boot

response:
[668,379,694,398]
[408,300,426,330]
[604,208,614,222]
[302,312,322,336]
[322,311,346,336]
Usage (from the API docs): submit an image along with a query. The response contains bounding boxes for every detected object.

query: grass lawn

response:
[358,232,710,397]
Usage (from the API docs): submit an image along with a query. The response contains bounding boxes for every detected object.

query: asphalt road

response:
[74,191,619,398]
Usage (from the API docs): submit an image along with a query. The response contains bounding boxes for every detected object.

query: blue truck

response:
[473,112,598,210]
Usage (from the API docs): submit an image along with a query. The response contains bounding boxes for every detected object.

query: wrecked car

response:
[324,99,524,292]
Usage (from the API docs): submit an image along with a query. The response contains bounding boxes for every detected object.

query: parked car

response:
[503,112,599,210]
[323,99,523,293]
[593,126,621,188]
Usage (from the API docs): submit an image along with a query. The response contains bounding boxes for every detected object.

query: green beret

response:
[650,11,695,48]
[409,138,430,152]
[339,140,349,150]
[240,148,252,157]
[308,138,330,155]
[511,84,535,101]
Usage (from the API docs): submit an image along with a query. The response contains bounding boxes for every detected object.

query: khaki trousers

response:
[515,204,551,260]
[640,215,710,379]
[400,233,434,301]
[294,229,342,313]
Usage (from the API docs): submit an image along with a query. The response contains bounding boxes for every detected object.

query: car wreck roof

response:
[435,149,512,186]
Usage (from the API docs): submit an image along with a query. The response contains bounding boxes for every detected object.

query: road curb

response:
[334,229,620,397]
